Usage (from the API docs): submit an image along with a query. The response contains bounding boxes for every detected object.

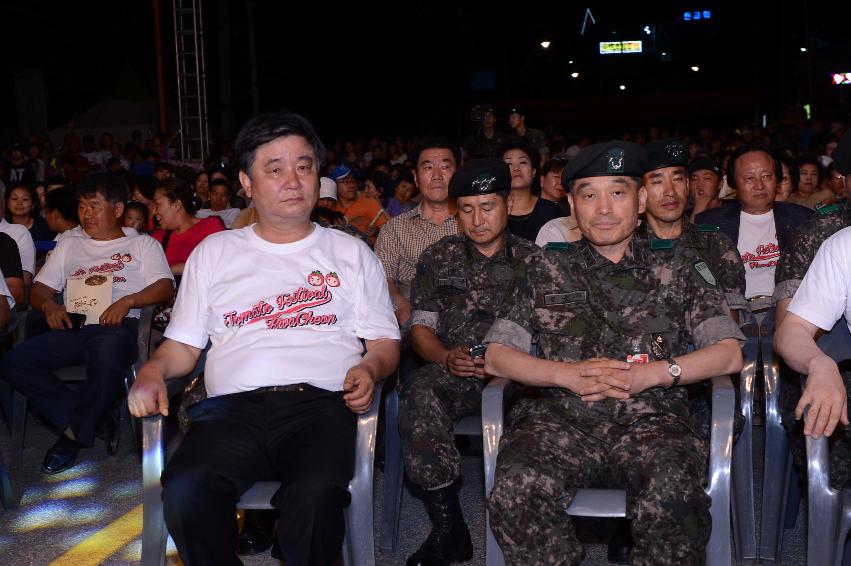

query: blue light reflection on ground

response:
[48,477,98,499]
[10,501,108,532]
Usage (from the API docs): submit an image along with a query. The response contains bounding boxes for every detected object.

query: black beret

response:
[834,129,851,176]
[688,157,721,176]
[562,141,647,186]
[449,158,511,198]
[644,138,688,172]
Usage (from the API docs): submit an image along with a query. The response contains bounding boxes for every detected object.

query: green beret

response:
[644,138,688,172]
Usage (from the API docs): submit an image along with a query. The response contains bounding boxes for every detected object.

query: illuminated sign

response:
[599,41,643,55]
[683,10,712,21]
[832,73,851,85]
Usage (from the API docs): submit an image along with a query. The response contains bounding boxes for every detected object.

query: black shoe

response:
[42,435,82,475]
[95,403,120,456]
[237,509,276,556]
[607,519,633,564]
[406,482,474,566]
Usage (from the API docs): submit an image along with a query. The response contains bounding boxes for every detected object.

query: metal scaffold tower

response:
[172,0,210,163]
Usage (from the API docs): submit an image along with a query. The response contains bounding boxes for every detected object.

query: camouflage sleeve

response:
[774,222,821,299]
[409,246,441,330]
[708,232,747,311]
[483,253,540,354]
[685,258,746,349]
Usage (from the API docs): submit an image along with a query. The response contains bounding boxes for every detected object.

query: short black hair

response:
[411,137,461,169]
[124,201,149,226]
[209,178,231,194]
[44,186,78,221]
[726,143,782,190]
[796,156,825,184]
[541,157,567,177]
[234,112,327,177]
[132,175,157,201]
[5,182,40,219]
[775,154,799,192]
[76,172,129,204]
[156,177,202,215]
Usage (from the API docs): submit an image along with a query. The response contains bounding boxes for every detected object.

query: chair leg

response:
[140,416,167,566]
[0,449,15,509]
[379,387,403,552]
[835,490,851,566]
[11,390,26,470]
[732,332,758,563]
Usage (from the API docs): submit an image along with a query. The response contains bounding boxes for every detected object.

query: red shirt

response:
[152,216,225,266]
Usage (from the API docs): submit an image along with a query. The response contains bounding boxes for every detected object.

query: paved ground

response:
[0,410,808,565]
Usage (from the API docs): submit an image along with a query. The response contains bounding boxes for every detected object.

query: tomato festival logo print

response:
[224,270,342,330]
[70,252,132,283]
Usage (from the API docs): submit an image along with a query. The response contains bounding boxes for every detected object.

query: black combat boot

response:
[406,483,473,566]
[606,518,634,564]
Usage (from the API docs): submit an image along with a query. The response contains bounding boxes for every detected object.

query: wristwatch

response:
[666,358,682,389]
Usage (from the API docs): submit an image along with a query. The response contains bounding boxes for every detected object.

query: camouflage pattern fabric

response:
[398,364,486,488]
[485,232,743,565]
[490,396,709,566]
[400,232,539,489]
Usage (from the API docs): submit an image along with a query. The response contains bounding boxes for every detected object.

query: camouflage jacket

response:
[486,232,744,424]
[774,200,851,302]
[642,221,747,312]
[410,232,540,349]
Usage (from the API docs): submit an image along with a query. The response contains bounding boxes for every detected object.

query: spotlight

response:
[619,84,626,91]
[571,72,579,78]
[691,66,700,72]
[541,41,551,49]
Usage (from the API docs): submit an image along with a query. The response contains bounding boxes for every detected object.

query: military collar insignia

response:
[543,290,587,306]
[697,223,720,232]
[817,203,840,216]
[650,238,674,250]
[544,242,571,251]
[606,147,625,173]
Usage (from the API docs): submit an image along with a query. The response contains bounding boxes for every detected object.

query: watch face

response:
[670,364,682,377]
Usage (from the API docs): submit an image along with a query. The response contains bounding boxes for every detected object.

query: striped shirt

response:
[375,204,458,298]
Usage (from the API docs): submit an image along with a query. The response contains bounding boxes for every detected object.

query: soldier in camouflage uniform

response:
[774,129,851,488]
[400,158,540,566]
[483,141,745,566]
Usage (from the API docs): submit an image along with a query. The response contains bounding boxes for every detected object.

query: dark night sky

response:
[1,1,849,145]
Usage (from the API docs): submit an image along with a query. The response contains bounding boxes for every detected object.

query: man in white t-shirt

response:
[3,173,174,475]
[776,226,851,441]
[696,144,811,312]
[128,112,400,565]
[0,269,14,336]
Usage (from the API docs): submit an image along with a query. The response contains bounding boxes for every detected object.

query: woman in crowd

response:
[150,178,224,276]
[538,157,569,214]
[501,140,565,241]
[130,175,158,231]
[775,156,799,202]
[788,157,833,209]
[5,182,53,241]
[193,170,211,208]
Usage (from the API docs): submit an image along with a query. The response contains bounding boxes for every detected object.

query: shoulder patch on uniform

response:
[817,203,840,216]
[698,223,720,232]
[650,238,674,250]
[544,242,571,251]
[693,260,717,286]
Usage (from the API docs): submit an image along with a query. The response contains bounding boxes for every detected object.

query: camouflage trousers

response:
[398,363,485,489]
[489,396,710,566]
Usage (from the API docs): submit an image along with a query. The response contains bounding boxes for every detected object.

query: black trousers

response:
[161,384,357,566]
[3,318,138,445]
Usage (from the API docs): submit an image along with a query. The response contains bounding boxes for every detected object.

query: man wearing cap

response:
[688,157,724,222]
[507,107,548,165]
[401,158,539,566]
[642,139,747,318]
[484,141,745,565]
[695,144,811,313]
[463,105,507,160]
[773,129,851,488]
[331,165,387,242]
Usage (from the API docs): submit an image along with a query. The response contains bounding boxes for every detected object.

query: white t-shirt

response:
[196,208,240,229]
[36,234,174,318]
[535,216,581,247]
[54,225,139,243]
[0,269,14,308]
[0,218,36,275]
[788,226,851,332]
[165,224,401,397]
[737,210,779,298]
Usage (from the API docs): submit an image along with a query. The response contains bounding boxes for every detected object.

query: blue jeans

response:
[3,318,138,445]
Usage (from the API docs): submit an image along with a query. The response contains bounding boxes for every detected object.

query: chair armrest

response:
[482,377,512,496]
[350,380,383,490]
[708,374,735,482]
[137,305,155,365]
